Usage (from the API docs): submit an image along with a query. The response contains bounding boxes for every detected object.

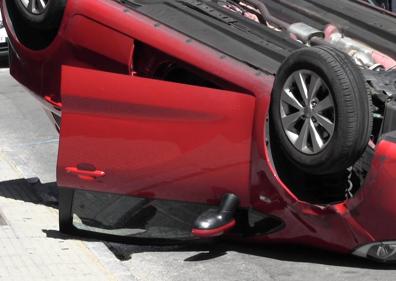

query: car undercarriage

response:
[2,0,396,263]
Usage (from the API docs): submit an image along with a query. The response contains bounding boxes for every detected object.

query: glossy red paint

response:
[346,139,396,242]
[246,139,396,253]
[192,220,236,238]
[58,66,255,206]
[2,0,396,257]
[65,166,106,181]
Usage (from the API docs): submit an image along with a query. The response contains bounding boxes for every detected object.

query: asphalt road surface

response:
[1,67,396,281]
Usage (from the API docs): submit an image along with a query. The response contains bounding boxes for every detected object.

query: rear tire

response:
[14,0,66,29]
[6,0,66,49]
[270,46,372,175]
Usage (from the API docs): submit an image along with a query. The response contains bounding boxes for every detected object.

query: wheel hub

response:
[19,0,49,15]
[280,70,336,155]
[303,107,313,118]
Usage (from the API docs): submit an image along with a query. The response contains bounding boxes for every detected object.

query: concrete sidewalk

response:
[0,69,136,281]
[0,180,129,281]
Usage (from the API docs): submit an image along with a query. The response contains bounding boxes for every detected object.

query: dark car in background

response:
[0,10,9,61]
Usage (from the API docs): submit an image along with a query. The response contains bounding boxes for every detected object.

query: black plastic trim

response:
[126,0,301,74]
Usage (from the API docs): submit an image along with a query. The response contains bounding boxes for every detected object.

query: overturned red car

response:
[1,0,396,262]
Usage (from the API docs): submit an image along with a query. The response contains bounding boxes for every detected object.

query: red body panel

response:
[346,140,396,242]
[58,66,255,206]
[192,220,236,237]
[2,0,396,256]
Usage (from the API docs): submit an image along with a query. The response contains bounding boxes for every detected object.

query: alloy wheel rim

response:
[280,70,336,155]
[19,0,49,15]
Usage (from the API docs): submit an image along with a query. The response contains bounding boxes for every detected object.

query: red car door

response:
[57,66,255,206]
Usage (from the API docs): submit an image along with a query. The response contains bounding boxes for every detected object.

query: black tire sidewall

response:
[270,47,369,175]
[13,0,66,29]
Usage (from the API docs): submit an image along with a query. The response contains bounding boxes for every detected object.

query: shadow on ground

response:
[105,240,396,270]
[0,178,58,207]
[0,58,9,69]
[0,178,394,270]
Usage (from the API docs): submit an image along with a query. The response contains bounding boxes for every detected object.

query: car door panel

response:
[57,66,255,206]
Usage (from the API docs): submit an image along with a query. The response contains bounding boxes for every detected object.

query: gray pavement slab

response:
[107,241,396,281]
[0,69,136,281]
[0,68,58,183]
[0,179,122,281]
[1,68,396,281]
